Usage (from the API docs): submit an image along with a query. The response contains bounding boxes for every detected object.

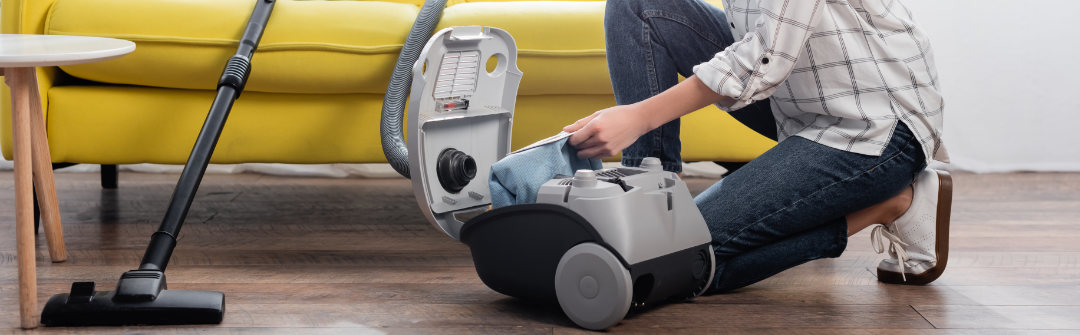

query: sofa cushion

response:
[47,0,727,96]
[45,85,772,164]
[46,0,615,95]
[47,0,420,94]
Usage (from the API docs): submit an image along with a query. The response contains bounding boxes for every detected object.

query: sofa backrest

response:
[42,0,722,96]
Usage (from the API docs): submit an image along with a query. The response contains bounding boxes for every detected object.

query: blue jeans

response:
[605,0,927,292]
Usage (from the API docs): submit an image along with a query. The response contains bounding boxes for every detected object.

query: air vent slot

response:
[120,271,162,279]
[597,169,626,178]
[434,50,480,99]
[597,168,646,179]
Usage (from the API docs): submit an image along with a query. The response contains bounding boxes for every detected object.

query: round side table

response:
[0,34,134,329]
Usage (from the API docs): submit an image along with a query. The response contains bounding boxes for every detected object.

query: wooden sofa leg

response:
[101,164,118,189]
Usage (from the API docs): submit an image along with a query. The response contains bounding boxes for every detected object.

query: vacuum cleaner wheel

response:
[696,247,717,297]
[554,243,632,330]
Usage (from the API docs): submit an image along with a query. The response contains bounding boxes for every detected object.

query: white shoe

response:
[871,168,953,285]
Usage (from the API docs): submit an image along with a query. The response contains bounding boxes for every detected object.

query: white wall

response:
[903,0,1080,172]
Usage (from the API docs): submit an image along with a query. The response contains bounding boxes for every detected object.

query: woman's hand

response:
[564,103,653,159]
[563,75,729,159]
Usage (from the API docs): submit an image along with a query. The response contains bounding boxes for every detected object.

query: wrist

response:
[631,100,664,131]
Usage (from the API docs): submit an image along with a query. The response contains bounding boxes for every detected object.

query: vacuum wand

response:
[141,0,271,272]
[40,0,276,326]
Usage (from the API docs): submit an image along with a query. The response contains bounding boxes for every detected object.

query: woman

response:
[564,0,952,291]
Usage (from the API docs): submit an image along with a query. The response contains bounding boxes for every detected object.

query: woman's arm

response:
[637,75,736,130]
[695,0,825,110]
[568,0,826,159]
[564,75,731,158]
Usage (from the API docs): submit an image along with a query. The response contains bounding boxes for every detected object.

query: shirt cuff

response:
[693,59,752,111]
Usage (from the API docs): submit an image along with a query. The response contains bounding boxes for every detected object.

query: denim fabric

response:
[697,122,925,292]
[605,0,778,173]
[489,138,602,208]
[606,0,928,293]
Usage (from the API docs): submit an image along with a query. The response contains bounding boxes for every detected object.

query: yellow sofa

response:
[1,0,775,171]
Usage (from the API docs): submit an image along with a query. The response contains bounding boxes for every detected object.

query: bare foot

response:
[846,185,914,236]
[888,185,915,223]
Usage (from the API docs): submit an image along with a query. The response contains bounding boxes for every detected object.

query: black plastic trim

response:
[217,55,251,95]
[459,204,629,303]
[627,243,713,308]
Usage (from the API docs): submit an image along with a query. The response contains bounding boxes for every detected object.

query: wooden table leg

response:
[6,67,38,329]
[23,68,67,262]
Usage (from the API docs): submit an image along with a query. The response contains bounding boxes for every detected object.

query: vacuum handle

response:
[138,0,277,271]
[219,0,276,96]
[236,0,274,58]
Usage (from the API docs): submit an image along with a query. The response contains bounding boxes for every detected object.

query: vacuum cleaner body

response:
[406,26,715,330]
[407,26,521,240]
[460,163,715,330]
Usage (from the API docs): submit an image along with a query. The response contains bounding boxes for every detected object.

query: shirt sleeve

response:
[693,0,826,111]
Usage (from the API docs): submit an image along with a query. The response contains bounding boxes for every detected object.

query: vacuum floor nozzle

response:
[41,277,224,326]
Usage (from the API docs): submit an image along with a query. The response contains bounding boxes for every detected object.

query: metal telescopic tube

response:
[138,0,276,271]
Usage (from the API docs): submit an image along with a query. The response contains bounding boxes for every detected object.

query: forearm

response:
[635,75,736,130]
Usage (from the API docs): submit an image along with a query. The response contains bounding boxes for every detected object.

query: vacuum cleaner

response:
[37,0,714,327]
[40,0,277,326]
[379,16,717,332]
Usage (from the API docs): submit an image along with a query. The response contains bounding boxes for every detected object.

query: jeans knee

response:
[606,0,639,13]
[604,0,704,32]
[607,0,701,14]
[606,0,639,28]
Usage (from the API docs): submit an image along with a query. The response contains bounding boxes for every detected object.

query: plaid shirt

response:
[694,0,948,162]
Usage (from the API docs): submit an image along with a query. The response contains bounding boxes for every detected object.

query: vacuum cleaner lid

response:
[407,26,522,240]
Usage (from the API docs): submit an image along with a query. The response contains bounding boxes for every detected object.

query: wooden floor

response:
[1,171,1078,334]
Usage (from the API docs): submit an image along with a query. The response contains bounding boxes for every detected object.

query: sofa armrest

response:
[2,0,61,159]
[3,0,60,34]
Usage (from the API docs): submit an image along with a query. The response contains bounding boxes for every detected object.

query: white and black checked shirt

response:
[694,0,948,162]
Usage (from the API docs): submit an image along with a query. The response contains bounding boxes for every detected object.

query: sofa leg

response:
[101,164,118,189]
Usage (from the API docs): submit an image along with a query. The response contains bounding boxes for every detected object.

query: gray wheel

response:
[555,243,632,330]
[696,247,716,297]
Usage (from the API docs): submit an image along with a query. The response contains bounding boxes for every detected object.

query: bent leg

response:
[697,123,927,293]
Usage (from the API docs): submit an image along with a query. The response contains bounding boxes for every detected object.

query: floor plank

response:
[0,171,1077,333]
[913,305,1080,330]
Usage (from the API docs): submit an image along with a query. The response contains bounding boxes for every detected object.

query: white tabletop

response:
[0,34,135,68]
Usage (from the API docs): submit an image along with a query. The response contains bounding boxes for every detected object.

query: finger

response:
[576,146,597,159]
[568,122,597,146]
[562,117,587,132]
[563,113,599,132]
[575,140,611,158]
[576,146,613,159]
[578,133,609,149]
[562,122,582,133]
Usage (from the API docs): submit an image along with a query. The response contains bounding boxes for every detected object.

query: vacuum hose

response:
[381,0,449,179]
